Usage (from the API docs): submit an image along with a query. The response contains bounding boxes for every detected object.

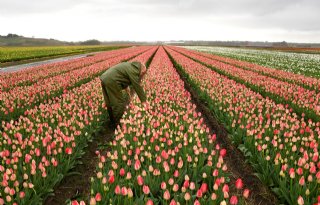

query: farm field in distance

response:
[0,45,320,205]
[185,46,320,78]
[0,45,128,65]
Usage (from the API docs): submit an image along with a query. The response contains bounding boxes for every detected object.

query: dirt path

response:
[170,52,278,205]
[0,52,100,73]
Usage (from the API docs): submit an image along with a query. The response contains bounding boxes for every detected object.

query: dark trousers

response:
[101,81,125,125]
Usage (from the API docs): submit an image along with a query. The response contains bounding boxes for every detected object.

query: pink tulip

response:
[194,200,201,205]
[146,199,154,205]
[173,184,179,192]
[25,154,32,163]
[230,196,238,205]
[121,187,128,196]
[243,189,250,198]
[137,175,144,186]
[143,185,150,195]
[164,190,170,200]
[299,177,305,186]
[89,197,96,205]
[222,184,229,193]
[211,193,217,200]
[119,168,125,176]
[161,182,167,190]
[184,192,191,201]
[128,188,133,197]
[169,199,177,205]
[115,185,121,195]
[19,191,25,199]
[134,160,141,170]
[297,196,304,205]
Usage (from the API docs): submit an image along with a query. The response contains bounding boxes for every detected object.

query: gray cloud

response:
[0,0,319,42]
[0,0,86,14]
[81,0,320,31]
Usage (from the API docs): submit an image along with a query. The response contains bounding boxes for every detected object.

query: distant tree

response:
[6,33,20,38]
[80,39,101,45]
[272,41,288,47]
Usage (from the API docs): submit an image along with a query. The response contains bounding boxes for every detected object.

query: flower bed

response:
[166,46,320,205]
[83,47,248,205]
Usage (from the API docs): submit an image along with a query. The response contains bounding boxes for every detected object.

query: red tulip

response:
[108,175,115,184]
[196,189,203,198]
[183,180,189,188]
[95,193,101,202]
[71,201,79,205]
[200,183,208,193]
[65,147,72,155]
[220,149,227,157]
[235,178,243,189]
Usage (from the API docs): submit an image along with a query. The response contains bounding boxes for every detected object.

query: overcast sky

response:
[0,0,319,43]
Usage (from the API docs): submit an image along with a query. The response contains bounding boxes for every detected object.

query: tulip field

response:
[185,46,320,78]
[1,45,320,205]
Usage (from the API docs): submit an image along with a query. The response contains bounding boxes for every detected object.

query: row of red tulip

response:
[186,48,320,92]
[171,47,320,121]
[0,47,137,92]
[0,47,155,122]
[165,47,320,205]
[73,47,249,205]
[0,46,159,205]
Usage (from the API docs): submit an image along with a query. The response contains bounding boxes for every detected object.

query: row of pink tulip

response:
[74,47,249,205]
[0,46,159,205]
[0,47,156,122]
[165,47,320,205]
[186,48,320,92]
[0,78,105,205]
[0,47,136,92]
[171,47,320,121]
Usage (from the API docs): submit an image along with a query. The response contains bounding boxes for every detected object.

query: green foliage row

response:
[0,45,127,63]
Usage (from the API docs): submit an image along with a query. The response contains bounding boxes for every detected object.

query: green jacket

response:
[100,62,147,102]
